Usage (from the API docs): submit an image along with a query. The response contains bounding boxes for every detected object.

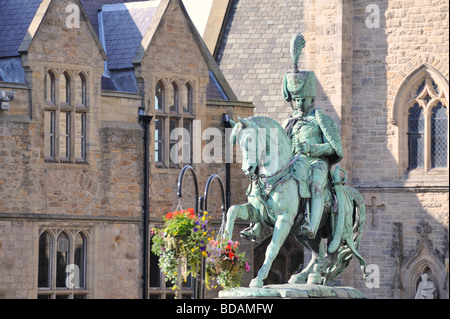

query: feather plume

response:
[290,34,306,71]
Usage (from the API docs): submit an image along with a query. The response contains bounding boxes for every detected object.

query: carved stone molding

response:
[392,219,449,299]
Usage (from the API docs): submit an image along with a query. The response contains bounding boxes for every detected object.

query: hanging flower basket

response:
[152,207,251,293]
[221,258,241,276]
[205,238,251,289]
[151,208,210,292]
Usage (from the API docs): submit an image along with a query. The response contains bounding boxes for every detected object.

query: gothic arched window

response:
[406,74,448,172]
[154,79,195,167]
[44,69,88,163]
[37,229,90,299]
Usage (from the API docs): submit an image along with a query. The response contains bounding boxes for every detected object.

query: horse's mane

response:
[230,116,288,145]
[246,116,286,132]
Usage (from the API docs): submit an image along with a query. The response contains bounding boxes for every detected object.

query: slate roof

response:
[0,0,42,58]
[0,0,238,100]
[206,71,228,100]
[101,75,118,91]
[100,1,160,70]
[80,0,150,36]
[214,0,304,119]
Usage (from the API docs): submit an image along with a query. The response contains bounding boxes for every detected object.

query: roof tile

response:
[0,0,41,58]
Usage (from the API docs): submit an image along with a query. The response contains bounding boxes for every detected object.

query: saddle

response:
[290,155,311,199]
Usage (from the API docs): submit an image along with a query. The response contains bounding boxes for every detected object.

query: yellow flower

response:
[202,251,207,257]
[203,232,207,236]
[191,248,195,252]
[204,211,208,215]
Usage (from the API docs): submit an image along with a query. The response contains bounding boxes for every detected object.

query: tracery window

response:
[407,75,448,171]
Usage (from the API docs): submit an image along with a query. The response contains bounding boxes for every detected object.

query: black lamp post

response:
[139,109,152,299]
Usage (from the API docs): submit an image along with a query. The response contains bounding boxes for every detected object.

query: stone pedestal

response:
[218,283,365,299]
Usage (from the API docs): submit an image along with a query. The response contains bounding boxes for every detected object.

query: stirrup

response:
[240,225,259,243]
[300,223,316,239]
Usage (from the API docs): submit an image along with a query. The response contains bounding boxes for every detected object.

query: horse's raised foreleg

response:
[224,203,258,240]
[250,212,294,288]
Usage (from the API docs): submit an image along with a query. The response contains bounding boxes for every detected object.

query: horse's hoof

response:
[249,277,264,288]
[288,273,308,284]
[307,273,323,285]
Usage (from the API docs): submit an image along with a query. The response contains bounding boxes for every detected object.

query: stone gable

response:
[25,0,105,66]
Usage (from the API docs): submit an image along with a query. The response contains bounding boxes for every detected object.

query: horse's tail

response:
[342,186,367,275]
[323,186,367,284]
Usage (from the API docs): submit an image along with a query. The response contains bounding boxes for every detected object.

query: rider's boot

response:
[240,222,261,243]
[300,193,324,239]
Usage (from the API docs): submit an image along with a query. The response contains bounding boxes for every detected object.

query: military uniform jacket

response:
[284,108,344,166]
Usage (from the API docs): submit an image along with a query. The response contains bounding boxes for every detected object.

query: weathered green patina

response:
[223,34,367,292]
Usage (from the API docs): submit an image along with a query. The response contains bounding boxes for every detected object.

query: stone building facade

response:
[0,0,253,299]
[206,0,449,298]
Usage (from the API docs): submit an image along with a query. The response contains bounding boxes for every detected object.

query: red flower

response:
[166,212,173,219]
[228,252,234,259]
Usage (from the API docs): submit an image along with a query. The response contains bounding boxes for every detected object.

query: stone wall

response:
[215,0,305,121]
[350,0,449,299]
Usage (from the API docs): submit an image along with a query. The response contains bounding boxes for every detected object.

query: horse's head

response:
[230,117,265,177]
[230,116,292,178]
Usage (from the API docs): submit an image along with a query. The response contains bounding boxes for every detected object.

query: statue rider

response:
[282,33,344,239]
[240,33,344,242]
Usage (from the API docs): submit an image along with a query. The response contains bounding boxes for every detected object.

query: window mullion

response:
[70,110,75,162]
[423,108,431,171]
[69,233,75,294]
[165,117,170,167]
[51,233,57,290]
[55,108,61,161]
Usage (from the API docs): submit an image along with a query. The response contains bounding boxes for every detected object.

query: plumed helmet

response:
[282,34,316,102]
[282,70,316,102]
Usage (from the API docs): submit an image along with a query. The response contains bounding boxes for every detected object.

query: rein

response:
[248,153,302,193]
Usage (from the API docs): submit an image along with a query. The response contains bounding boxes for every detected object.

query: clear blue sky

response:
[182,0,213,35]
